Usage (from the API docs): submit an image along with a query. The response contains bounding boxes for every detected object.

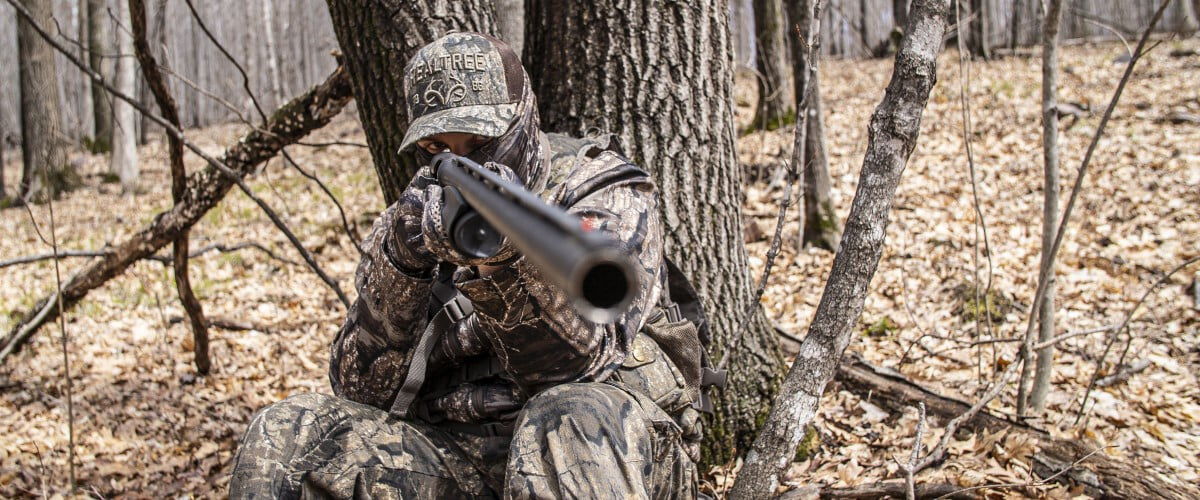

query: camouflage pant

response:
[230,383,697,499]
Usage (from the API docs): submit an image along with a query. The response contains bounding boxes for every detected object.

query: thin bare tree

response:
[495,0,525,58]
[1027,0,1065,414]
[729,0,951,495]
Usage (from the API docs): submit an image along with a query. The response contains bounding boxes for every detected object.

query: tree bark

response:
[730,0,950,496]
[1028,0,1064,414]
[753,0,796,129]
[495,0,525,60]
[787,0,842,252]
[525,0,784,465]
[835,355,1200,500]
[17,0,77,202]
[0,65,353,363]
[324,0,497,205]
[87,0,114,153]
[111,0,139,192]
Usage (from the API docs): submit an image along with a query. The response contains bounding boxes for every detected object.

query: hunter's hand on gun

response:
[417,152,638,323]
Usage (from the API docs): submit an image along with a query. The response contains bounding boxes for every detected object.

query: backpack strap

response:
[661,258,726,413]
[390,263,473,418]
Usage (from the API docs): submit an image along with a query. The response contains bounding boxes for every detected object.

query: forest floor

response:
[1,40,1198,497]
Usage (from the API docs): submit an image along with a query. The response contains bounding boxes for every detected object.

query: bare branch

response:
[129,0,211,374]
[0,242,302,269]
[0,0,353,362]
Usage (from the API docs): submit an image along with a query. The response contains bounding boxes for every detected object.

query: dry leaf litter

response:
[1,41,1197,497]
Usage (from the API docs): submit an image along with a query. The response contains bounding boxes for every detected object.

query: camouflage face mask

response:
[403,32,546,191]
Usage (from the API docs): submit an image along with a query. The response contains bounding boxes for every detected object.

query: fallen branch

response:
[835,354,1200,499]
[1095,359,1151,388]
[168,315,259,332]
[0,2,353,362]
[779,481,977,499]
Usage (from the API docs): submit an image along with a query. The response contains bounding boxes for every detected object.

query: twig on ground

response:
[1075,254,1199,424]
[1096,359,1151,387]
[932,445,1110,499]
[901,402,927,500]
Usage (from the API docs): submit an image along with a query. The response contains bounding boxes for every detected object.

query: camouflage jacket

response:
[329,134,666,426]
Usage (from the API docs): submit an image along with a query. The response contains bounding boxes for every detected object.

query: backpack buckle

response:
[442,294,473,322]
[701,367,727,389]
[665,303,682,322]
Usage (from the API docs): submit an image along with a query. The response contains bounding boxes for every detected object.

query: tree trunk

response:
[966,0,990,58]
[525,0,784,465]
[1028,0,1064,414]
[1,86,6,200]
[495,0,525,60]
[730,0,950,496]
[1009,0,1023,50]
[731,0,756,67]
[324,0,497,205]
[801,71,841,252]
[111,0,139,192]
[752,0,796,129]
[17,0,77,202]
[787,0,842,252]
[87,0,114,153]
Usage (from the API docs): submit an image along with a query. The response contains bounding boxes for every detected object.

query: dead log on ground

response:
[780,480,977,499]
[835,354,1200,499]
[0,66,352,363]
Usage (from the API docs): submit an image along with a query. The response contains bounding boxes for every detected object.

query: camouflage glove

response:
[385,167,439,274]
[421,161,521,267]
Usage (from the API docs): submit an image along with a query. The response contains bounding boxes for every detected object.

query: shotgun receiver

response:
[429,152,637,323]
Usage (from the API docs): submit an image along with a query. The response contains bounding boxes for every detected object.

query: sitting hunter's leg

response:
[230,392,491,499]
[504,383,696,499]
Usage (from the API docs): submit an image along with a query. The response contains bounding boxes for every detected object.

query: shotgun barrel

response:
[429,152,637,323]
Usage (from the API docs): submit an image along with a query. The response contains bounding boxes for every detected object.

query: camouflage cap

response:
[399,33,525,153]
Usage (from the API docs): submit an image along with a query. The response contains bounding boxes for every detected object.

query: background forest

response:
[1,0,1198,498]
